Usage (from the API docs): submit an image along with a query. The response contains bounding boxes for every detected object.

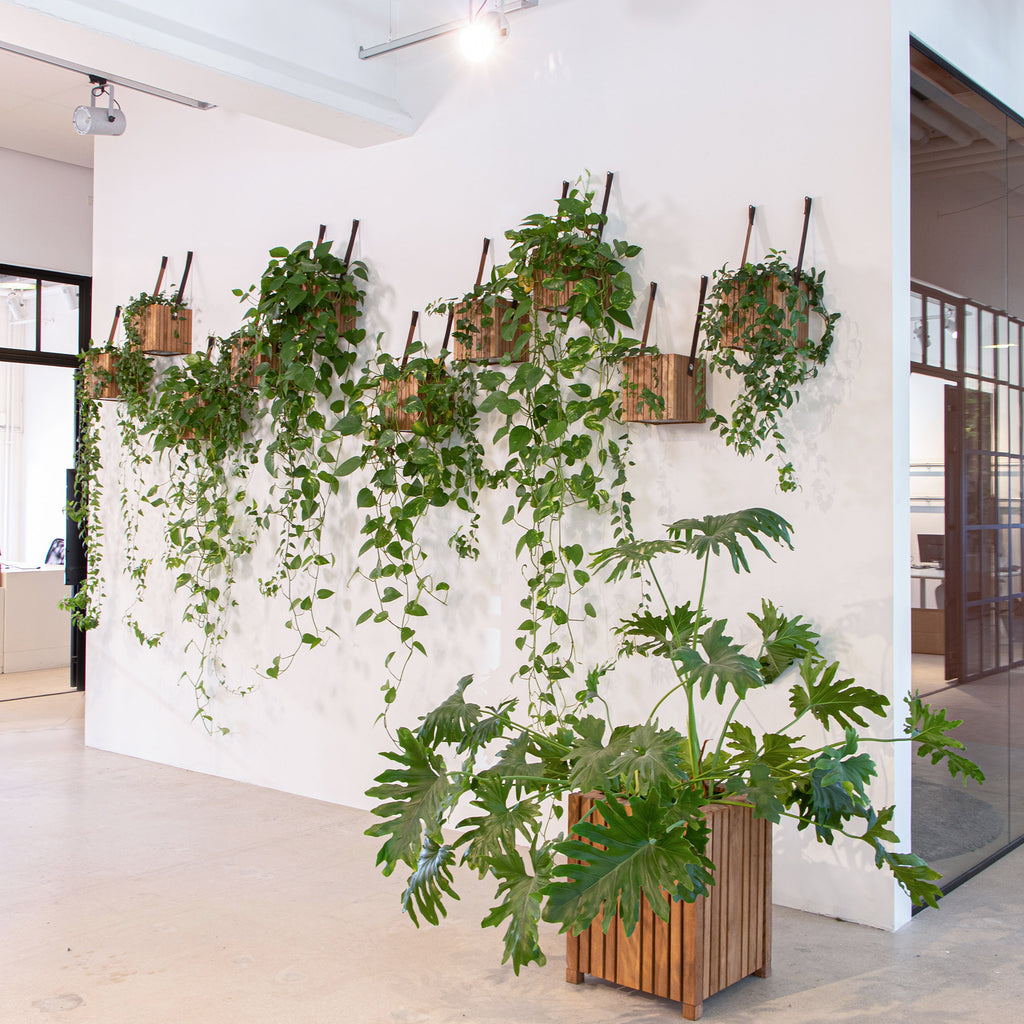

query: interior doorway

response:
[0,263,90,691]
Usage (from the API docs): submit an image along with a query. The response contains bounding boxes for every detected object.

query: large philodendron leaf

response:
[543,794,714,938]
[788,656,889,731]
[589,538,688,583]
[613,603,707,659]
[673,619,764,703]
[401,833,459,926]
[608,723,687,796]
[859,805,943,908]
[748,600,821,683]
[905,694,986,784]
[365,727,458,873]
[482,846,554,974]
[791,731,878,842]
[666,507,794,573]
[724,762,792,822]
[455,772,542,871]
[417,676,516,755]
[566,717,631,793]
[418,675,480,746]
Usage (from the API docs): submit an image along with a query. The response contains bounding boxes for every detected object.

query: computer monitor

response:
[918,533,944,566]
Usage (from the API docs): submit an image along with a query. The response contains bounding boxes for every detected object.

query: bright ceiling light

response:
[460,9,509,62]
[459,2,510,62]
[73,78,126,136]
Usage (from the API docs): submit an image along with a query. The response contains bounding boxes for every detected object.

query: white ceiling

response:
[0,0,441,171]
[0,46,95,167]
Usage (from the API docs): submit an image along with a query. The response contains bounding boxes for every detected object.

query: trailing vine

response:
[700,251,839,491]
[354,334,488,711]
[237,238,368,678]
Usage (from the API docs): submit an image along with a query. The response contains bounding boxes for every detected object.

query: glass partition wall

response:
[910,46,1024,888]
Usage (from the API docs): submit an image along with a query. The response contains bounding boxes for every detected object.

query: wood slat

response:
[452,299,529,363]
[563,796,771,1017]
[621,354,705,424]
[139,304,192,356]
[87,349,121,400]
[718,276,809,350]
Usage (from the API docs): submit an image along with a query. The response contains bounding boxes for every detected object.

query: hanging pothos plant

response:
[350,177,644,724]
[66,312,157,638]
[143,336,262,728]
[701,251,838,491]
[352,324,488,711]
[226,237,369,679]
[67,235,370,727]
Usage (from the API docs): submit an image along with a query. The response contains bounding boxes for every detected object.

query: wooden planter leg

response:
[566,933,584,983]
[681,900,703,1020]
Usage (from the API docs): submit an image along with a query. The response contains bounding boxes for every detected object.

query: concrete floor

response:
[3,670,1024,1023]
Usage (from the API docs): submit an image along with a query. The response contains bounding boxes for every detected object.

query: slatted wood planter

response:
[86,349,121,401]
[622,354,705,424]
[379,367,452,433]
[137,304,193,356]
[228,339,280,388]
[532,268,607,312]
[452,299,529,363]
[717,276,809,350]
[565,793,771,1021]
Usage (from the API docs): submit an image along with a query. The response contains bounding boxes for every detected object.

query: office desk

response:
[0,566,71,672]
[911,565,944,608]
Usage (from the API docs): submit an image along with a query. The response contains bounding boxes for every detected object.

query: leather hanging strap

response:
[741,205,756,266]
[687,275,709,377]
[343,219,360,266]
[794,196,812,286]
[174,251,193,305]
[107,305,121,345]
[400,310,419,371]
[639,282,657,353]
[153,256,168,295]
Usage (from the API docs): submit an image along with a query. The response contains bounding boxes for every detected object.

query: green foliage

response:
[68,233,369,727]
[701,250,840,491]
[368,500,983,971]
[545,793,715,937]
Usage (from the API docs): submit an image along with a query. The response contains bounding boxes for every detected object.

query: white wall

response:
[0,147,92,275]
[85,0,925,931]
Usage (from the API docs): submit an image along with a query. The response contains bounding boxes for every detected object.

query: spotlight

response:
[73,78,126,136]
[459,3,509,62]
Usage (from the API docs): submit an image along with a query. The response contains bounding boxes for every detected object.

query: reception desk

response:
[0,566,71,672]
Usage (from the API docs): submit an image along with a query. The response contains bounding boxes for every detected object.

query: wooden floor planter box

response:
[566,793,771,1020]
[718,276,809,350]
[622,354,706,424]
[86,350,121,401]
[452,299,529,363]
[138,304,192,356]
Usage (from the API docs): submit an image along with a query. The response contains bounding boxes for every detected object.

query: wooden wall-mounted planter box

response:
[566,793,772,1021]
[138,304,192,356]
[532,269,606,312]
[717,276,809,350]
[228,340,280,388]
[86,350,121,401]
[452,299,529,363]
[622,354,705,424]
[379,369,453,433]
[332,304,359,339]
